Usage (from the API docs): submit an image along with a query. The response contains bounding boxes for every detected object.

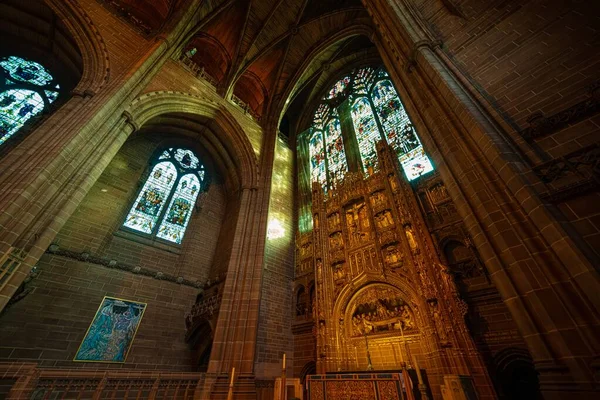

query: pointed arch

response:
[45,0,110,95]
[126,91,259,191]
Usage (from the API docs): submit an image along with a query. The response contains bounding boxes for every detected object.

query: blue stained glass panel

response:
[309,130,327,191]
[1,56,54,86]
[324,115,347,184]
[0,56,59,146]
[0,89,45,145]
[124,162,178,234]
[157,174,201,244]
[351,97,381,174]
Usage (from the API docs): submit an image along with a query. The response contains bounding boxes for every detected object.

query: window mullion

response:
[152,163,179,238]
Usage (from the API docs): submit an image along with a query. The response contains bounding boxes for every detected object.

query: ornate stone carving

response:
[328,211,342,233]
[378,229,399,247]
[404,224,419,254]
[382,244,404,270]
[345,202,372,247]
[348,285,416,337]
[333,263,347,285]
[329,232,344,250]
[374,210,395,231]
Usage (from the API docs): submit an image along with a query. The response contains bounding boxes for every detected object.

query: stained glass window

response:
[353,67,374,95]
[309,130,327,191]
[123,147,206,244]
[351,97,382,174]
[371,79,433,180]
[324,76,350,100]
[324,113,347,185]
[0,56,60,146]
[313,104,330,130]
[157,174,201,244]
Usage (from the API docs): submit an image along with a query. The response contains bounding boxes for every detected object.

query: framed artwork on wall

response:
[74,296,147,363]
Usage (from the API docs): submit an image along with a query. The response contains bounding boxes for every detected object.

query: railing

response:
[177,54,218,88]
[0,247,26,292]
[230,94,261,122]
[0,363,205,400]
[533,144,599,202]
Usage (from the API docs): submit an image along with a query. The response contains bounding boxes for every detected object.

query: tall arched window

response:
[123,148,206,244]
[305,66,433,190]
[0,56,60,146]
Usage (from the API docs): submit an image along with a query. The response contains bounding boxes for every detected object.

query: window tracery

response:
[0,56,60,146]
[305,66,434,191]
[123,148,206,244]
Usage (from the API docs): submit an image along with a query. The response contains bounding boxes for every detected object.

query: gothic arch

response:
[44,0,110,95]
[274,25,375,120]
[125,91,259,190]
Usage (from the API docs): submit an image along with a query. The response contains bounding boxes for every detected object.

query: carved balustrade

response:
[0,363,205,400]
[177,54,218,88]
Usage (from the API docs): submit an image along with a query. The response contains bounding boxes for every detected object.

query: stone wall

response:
[0,131,231,370]
[0,254,198,371]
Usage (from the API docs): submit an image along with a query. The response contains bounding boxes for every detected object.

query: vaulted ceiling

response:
[185,0,375,124]
[101,0,377,126]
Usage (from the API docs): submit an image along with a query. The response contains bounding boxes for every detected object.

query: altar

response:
[306,371,424,400]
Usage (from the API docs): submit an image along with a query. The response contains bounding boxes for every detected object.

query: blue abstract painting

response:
[74,297,147,363]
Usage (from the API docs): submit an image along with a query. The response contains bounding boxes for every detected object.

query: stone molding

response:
[45,244,227,289]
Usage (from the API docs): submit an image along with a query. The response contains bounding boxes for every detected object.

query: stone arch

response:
[340,282,421,339]
[44,0,110,95]
[275,25,374,121]
[492,347,541,400]
[300,361,317,384]
[125,91,259,191]
[334,278,427,325]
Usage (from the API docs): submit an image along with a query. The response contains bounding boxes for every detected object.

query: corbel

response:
[122,110,140,132]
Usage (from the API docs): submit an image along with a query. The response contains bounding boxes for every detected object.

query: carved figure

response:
[384,245,403,267]
[371,191,386,208]
[333,264,346,283]
[345,203,371,246]
[404,225,419,253]
[376,210,394,229]
[329,232,343,249]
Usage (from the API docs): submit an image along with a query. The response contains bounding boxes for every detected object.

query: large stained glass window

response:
[306,65,433,195]
[324,112,347,184]
[123,147,206,244]
[0,56,60,146]
[351,97,381,173]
